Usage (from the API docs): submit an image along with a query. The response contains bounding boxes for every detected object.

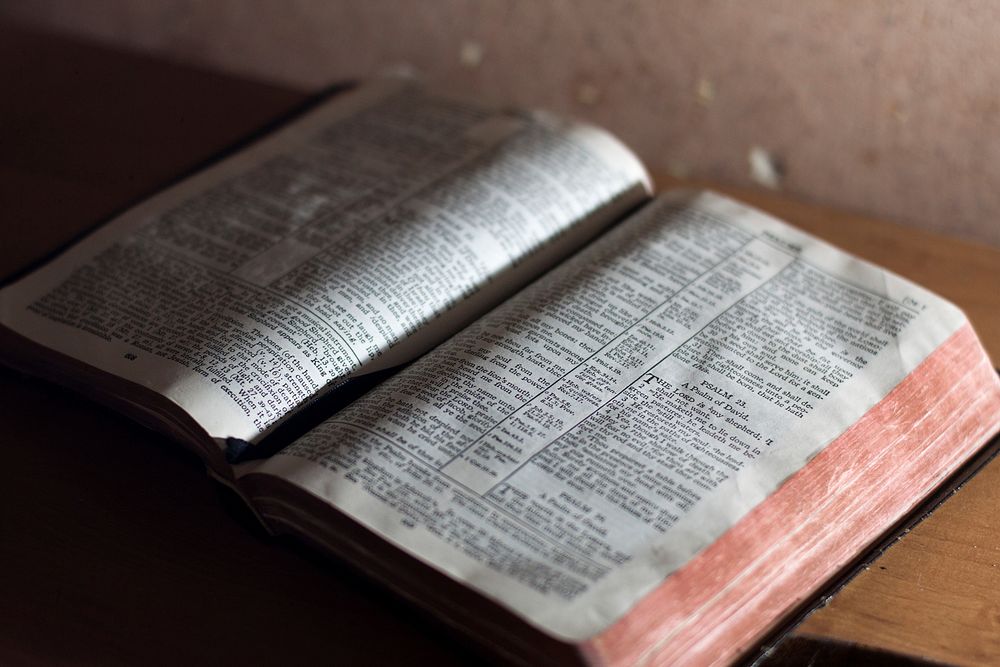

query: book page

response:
[249,191,966,640]
[0,77,650,443]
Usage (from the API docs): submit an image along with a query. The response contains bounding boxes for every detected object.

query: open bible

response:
[3,78,999,666]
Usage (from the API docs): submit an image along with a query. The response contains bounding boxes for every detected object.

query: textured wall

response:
[4,0,999,245]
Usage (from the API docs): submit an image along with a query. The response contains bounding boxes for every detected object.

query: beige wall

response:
[4,0,999,246]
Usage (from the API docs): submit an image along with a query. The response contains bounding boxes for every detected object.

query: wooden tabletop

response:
[3,21,1000,666]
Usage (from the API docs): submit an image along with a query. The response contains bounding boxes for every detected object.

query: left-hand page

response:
[0,77,651,449]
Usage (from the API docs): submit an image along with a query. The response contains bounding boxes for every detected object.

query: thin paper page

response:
[0,78,650,443]
[251,191,966,640]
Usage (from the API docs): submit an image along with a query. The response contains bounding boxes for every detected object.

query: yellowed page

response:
[249,191,965,640]
[0,78,650,444]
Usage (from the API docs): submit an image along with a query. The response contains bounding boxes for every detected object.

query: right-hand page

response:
[249,191,969,640]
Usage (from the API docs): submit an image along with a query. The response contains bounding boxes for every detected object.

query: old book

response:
[2,78,998,666]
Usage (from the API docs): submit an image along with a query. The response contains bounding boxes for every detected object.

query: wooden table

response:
[3,21,1000,666]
